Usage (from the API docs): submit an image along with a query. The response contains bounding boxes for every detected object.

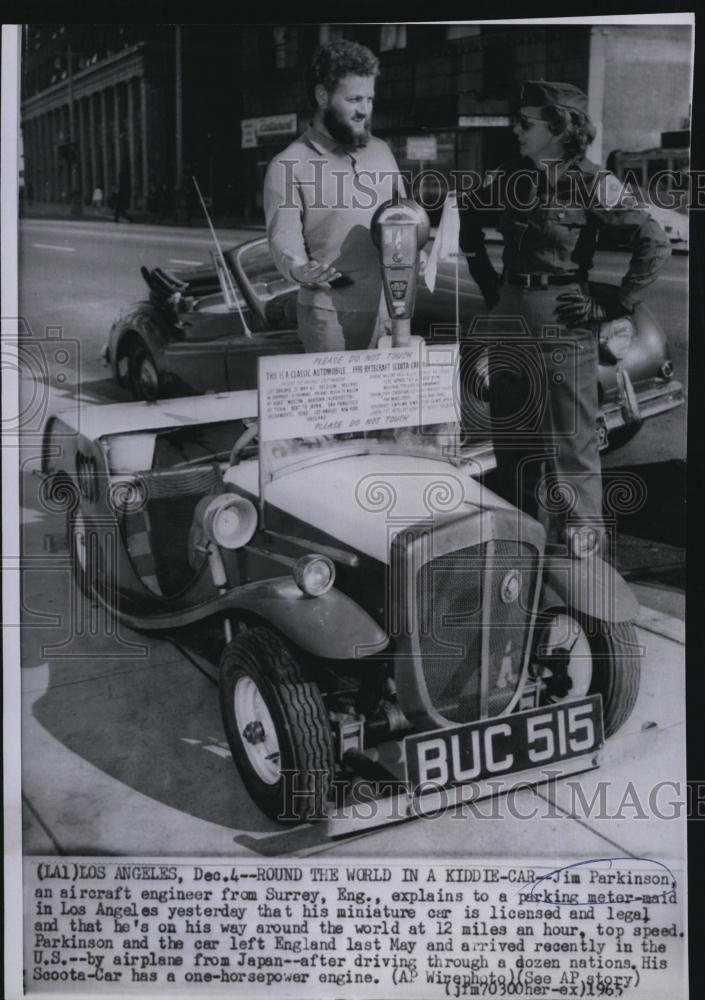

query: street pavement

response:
[13,217,688,857]
[17,217,688,462]
[15,217,687,602]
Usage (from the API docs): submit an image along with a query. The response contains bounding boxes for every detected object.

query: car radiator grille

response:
[415,540,537,725]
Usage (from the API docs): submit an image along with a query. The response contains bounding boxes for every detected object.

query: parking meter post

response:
[392,317,411,347]
[371,198,431,349]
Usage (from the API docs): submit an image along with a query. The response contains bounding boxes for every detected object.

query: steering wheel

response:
[229,420,259,466]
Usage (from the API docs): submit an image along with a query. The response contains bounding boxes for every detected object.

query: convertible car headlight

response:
[198,494,257,549]
[566,525,602,559]
[598,316,635,364]
[293,554,336,596]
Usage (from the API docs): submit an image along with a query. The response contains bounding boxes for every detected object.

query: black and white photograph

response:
[2,14,694,999]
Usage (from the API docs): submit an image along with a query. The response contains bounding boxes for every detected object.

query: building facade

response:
[21,25,177,210]
[20,23,692,218]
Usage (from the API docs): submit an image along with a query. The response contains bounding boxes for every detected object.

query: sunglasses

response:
[511,113,547,131]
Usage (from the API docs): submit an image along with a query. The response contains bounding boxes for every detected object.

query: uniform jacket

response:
[459,156,671,311]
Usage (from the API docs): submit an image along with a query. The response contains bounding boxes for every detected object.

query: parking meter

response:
[371,198,430,347]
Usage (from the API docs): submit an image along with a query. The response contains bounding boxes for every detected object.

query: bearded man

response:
[263,40,403,352]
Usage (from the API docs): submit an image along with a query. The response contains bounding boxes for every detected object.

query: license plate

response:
[405,696,604,792]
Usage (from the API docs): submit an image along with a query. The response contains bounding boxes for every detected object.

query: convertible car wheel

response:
[67,509,107,600]
[128,340,162,401]
[219,626,334,824]
[532,611,640,738]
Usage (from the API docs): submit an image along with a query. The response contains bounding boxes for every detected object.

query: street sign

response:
[457,115,511,128]
[406,136,438,161]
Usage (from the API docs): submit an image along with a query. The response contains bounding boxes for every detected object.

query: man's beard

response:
[323,106,371,148]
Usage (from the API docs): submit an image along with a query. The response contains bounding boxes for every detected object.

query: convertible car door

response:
[226,328,303,390]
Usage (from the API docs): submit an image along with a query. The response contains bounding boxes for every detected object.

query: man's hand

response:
[290,259,342,288]
[554,287,627,327]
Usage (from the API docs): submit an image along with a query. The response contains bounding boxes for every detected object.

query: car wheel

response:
[219,626,334,824]
[531,611,640,738]
[128,340,162,401]
[67,509,98,599]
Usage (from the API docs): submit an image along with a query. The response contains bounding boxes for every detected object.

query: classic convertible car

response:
[103,236,683,453]
[44,345,641,830]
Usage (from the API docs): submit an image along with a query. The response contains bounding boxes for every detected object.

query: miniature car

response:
[102,237,683,455]
[43,344,642,830]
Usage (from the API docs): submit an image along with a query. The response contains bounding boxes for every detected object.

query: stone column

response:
[126,77,136,209]
[89,93,98,196]
[38,114,48,201]
[78,97,89,201]
[100,89,109,196]
[60,103,69,202]
[48,109,58,201]
[113,83,121,179]
[23,118,35,202]
[140,76,149,206]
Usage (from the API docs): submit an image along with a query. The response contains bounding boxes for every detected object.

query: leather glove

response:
[554,286,627,328]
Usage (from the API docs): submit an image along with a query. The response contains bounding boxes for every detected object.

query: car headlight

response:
[293,554,336,596]
[197,494,257,549]
[598,316,635,364]
[566,525,602,559]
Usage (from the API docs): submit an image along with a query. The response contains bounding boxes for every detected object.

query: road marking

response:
[22,220,258,249]
[169,258,202,266]
[31,243,76,253]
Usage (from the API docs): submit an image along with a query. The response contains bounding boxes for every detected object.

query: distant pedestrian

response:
[113,171,133,223]
[92,185,103,209]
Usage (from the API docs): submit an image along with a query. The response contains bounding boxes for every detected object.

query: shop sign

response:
[457,115,511,127]
[241,113,298,149]
[406,136,438,161]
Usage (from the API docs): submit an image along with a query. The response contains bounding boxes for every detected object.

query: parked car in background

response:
[102,236,683,453]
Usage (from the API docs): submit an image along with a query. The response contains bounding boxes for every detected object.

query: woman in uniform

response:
[459,80,671,557]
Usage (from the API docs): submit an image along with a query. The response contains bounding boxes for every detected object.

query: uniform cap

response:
[520,80,589,114]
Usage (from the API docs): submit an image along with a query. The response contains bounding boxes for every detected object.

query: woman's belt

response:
[505,271,585,289]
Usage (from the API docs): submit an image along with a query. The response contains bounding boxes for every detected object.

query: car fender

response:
[225,577,389,659]
[540,554,640,623]
[90,575,389,660]
[108,303,172,384]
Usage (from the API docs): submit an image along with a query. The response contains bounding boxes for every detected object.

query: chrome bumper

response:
[459,375,684,464]
[600,375,684,439]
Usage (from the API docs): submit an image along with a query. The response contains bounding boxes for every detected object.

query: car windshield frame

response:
[230,238,298,304]
[260,425,467,485]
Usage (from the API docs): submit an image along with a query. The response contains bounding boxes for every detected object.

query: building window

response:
[483,35,515,98]
[446,25,481,40]
[319,24,345,45]
[273,26,299,69]
[379,24,407,51]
